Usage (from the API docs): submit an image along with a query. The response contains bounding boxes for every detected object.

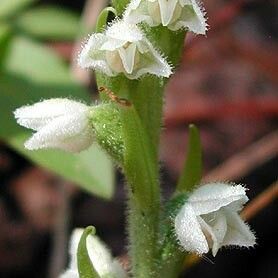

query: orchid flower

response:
[14,99,94,152]
[60,229,127,278]
[123,0,207,33]
[78,20,172,79]
[175,183,256,256]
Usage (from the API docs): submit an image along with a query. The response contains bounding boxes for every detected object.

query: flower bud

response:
[14,99,94,152]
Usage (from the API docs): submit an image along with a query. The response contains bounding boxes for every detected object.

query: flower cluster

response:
[175,183,256,256]
[14,1,207,151]
[78,0,207,79]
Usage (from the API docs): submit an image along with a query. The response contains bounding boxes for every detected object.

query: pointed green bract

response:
[96,7,117,33]
[77,226,100,278]
[176,124,202,193]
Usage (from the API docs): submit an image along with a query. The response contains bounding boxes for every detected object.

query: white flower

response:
[78,20,172,79]
[60,228,127,278]
[14,99,94,152]
[175,183,256,256]
[123,0,207,34]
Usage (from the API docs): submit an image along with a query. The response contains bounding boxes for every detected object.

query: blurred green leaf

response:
[15,5,80,41]
[176,124,202,193]
[0,36,114,199]
[0,0,36,19]
[0,23,12,67]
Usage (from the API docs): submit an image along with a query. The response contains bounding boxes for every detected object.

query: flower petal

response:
[222,209,256,248]
[118,43,137,74]
[25,113,93,152]
[78,33,114,76]
[188,183,248,215]
[106,21,143,42]
[158,0,180,26]
[175,203,209,255]
[170,0,207,33]
[14,99,89,131]
[200,210,227,256]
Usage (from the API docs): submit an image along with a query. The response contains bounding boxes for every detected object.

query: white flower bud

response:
[14,99,94,153]
[78,20,172,79]
[175,183,256,256]
[124,0,208,34]
[60,229,127,278]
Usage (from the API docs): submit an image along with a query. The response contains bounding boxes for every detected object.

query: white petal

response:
[78,34,114,76]
[25,113,93,152]
[170,0,207,34]
[158,0,179,26]
[175,203,209,255]
[188,183,248,215]
[106,21,143,42]
[200,210,227,256]
[124,0,152,25]
[222,209,256,248]
[14,99,88,131]
[118,43,137,74]
[127,40,172,79]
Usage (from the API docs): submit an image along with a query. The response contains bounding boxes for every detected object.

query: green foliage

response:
[176,124,202,193]
[0,37,114,199]
[77,226,100,278]
[0,0,36,19]
[0,23,12,68]
[15,5,80,41]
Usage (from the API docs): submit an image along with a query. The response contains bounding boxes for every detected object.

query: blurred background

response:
[0,0,277,277]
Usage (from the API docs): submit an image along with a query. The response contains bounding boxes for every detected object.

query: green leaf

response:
[0,36,114,199]
[0,23,12,68]
[96,7,117,33]
[77,226,100,278]
[0,0,36,19]
[15,5,80,41]
[176,124,202,193]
